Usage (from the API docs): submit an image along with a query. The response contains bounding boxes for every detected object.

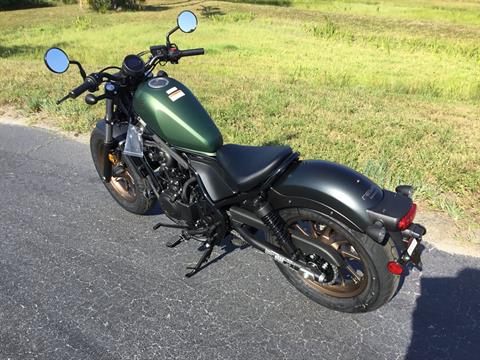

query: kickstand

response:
[185,242,215,278]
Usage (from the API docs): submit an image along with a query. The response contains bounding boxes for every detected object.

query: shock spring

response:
[255,201,297,257]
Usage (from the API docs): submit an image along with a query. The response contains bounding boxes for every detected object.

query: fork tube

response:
[102,83,115,183]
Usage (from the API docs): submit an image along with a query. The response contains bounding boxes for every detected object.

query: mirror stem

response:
[70,60,87,79]
[166,25,179,48]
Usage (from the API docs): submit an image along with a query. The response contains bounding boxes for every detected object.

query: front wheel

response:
[268,208,401,313]
[90,128,155,215]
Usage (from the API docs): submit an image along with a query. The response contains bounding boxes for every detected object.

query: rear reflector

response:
[398,203,417,230]
[387,261,404,275]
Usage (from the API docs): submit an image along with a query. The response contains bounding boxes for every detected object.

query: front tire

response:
[268,208,401,313]
[90,128,155,215]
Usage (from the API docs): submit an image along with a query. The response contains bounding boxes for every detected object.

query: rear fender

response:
[269,160,412,233]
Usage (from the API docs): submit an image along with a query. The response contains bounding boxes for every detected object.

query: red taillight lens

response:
[398,203,417,230]
[387,261,404,275]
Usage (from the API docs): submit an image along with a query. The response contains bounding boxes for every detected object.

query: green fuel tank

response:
[132,77,223,155]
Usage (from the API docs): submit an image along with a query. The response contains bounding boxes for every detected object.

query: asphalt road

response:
[1,123,479,360]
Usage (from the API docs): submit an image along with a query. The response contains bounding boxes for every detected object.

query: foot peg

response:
[166,236,183,248]
[153,222,188,231]
[185,244,214,278]
[165,231,191,248]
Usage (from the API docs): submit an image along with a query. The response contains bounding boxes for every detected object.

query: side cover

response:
[269,160,385,232]
[133,77,223,155]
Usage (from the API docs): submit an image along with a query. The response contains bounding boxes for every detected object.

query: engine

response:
[145,145,212,228]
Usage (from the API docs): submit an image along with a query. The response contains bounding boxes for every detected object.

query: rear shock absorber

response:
[255,201,298,258]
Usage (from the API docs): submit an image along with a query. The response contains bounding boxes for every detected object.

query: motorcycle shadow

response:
[406,267,480,359]
[144,202,164,216]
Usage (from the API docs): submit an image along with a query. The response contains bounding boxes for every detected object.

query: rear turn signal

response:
[387,261,404,275]
[398,203,417,230]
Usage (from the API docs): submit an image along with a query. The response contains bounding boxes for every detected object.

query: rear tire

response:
[268,208,401,313]
[90,128,155,215]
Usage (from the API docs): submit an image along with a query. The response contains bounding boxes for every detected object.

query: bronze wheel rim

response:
[110,169,137,202]
[97,146,137,203]
[289,220,368,298]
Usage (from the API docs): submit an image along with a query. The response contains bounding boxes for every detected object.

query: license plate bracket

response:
[402,236,423,270]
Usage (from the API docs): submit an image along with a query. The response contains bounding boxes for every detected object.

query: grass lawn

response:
[0,0,479,237]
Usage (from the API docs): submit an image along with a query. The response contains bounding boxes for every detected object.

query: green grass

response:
[0,0,479,232]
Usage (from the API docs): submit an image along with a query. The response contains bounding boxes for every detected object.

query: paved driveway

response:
[1,124,479,359]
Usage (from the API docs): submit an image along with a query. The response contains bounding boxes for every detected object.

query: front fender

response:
[94,119,128,141]
[269,160,386,232]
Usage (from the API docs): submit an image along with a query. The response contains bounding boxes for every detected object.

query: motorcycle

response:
[44,11,426,313]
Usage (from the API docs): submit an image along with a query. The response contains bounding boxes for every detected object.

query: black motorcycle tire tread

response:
[270,208,401,313]
[90,129,155,215]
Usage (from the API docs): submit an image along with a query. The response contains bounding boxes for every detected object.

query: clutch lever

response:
[56,93,71,105]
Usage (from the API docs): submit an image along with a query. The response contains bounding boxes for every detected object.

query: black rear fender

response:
[269,160,413,234]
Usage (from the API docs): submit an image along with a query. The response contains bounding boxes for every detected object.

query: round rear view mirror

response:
[177,11,198,33]
[44,47,70,74]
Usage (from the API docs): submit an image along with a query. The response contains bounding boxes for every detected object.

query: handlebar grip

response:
[69,77,98,99]
[179,48,204,57]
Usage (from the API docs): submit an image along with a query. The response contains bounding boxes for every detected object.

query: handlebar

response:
[70,76,98,99]
[57,74,104,104]
[148,45,204,64]
[178,48,204,57]
[56,46,204,105]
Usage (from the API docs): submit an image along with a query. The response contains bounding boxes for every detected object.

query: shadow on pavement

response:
[406,268,480,359]
[144,202,164,216]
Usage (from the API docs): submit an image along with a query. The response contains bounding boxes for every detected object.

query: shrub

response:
[80,0,144,11]
[84,0,110,12]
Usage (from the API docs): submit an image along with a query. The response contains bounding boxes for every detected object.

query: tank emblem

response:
[166,86,186,102]
[148,77,169,89]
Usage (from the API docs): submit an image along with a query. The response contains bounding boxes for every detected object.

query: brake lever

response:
[56,93,70,105]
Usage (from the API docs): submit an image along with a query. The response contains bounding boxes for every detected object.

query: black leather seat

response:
[216,144,292,192]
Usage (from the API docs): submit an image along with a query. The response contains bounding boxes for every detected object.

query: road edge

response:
[1,107,479,258]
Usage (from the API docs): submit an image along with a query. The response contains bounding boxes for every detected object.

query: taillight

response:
[398,203,417,230]
[387,261,404,275]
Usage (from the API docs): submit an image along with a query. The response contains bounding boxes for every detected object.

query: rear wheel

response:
[90,129,155,215]
[268,208,401,313]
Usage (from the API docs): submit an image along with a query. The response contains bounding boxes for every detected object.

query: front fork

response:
[102,83,116,183]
